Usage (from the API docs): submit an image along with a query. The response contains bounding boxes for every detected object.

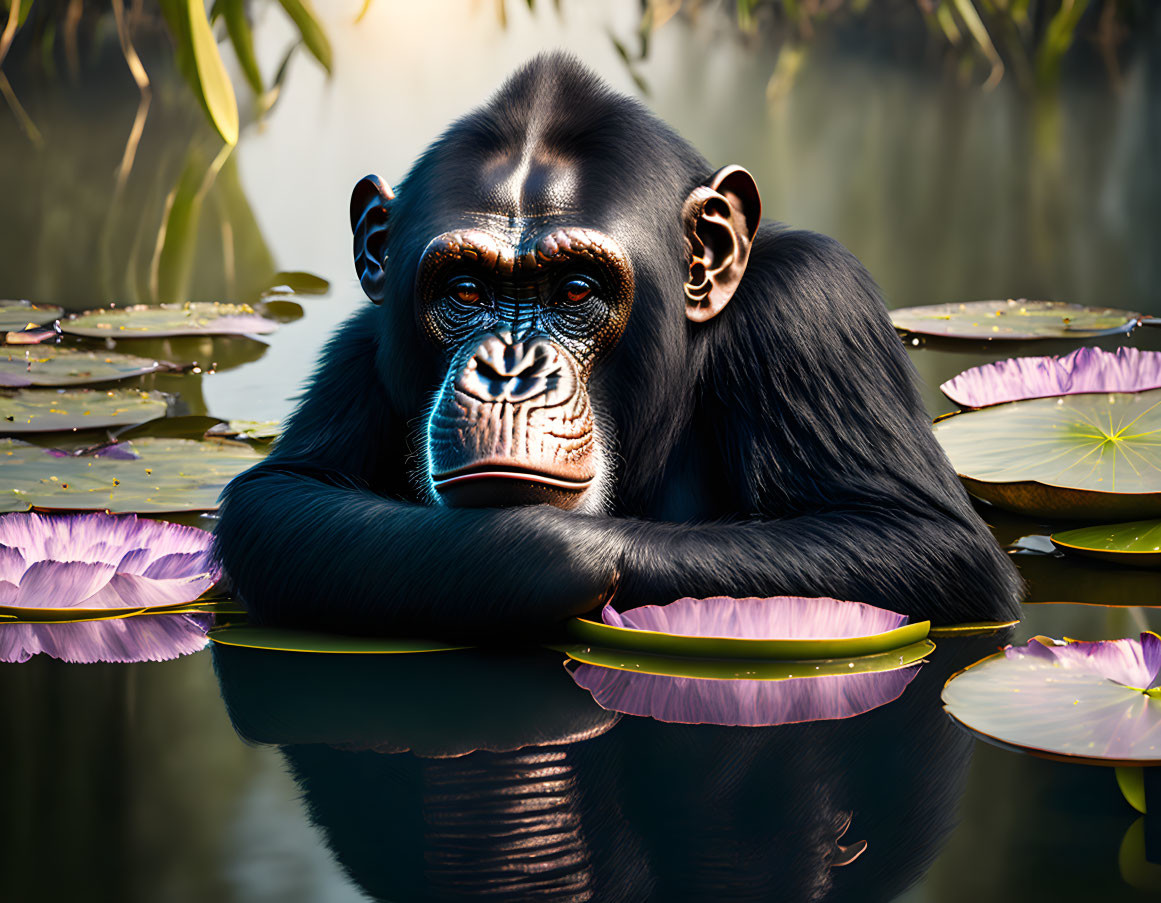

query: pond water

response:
[1,2,1160,901]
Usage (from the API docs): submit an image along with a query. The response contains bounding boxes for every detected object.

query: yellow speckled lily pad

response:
[0,388,169,433]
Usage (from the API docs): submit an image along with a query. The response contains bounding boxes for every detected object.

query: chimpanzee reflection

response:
[214,637,1003,902]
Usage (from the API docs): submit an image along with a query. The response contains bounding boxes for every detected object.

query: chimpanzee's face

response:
[416,222,634,510]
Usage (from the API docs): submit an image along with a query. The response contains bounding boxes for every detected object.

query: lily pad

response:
[0,346,168,387]
[934,388,1161,519]
[0,612,211,663]
[62,302,278,339]
[942,633,1161,765]
[568,658,923,726]
[567,596,930,661]
[0,388,169,433]
[0,437,263,514]
[929,620,1021,637]
[891,299,1142,340]
[208,625,467,654]
[0,300,63,333]
[265,271,330,295]
[205,419,280,441]
[1051,520,1161,568]
[942,347,1161,409]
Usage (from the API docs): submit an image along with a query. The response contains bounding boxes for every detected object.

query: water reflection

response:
[215,638,1001,901]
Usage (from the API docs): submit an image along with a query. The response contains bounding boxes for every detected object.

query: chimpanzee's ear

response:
[351,174,396,304]
[681,165,761,323]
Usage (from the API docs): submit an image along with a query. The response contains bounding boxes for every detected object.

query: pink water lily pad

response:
[0,512,219,614]
[941,347,1161,408]
[942,632,1161,765]
[570,663,922,726]
[0,612,211,663]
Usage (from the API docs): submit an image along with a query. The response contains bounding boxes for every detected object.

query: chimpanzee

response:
[214,54,1022,636]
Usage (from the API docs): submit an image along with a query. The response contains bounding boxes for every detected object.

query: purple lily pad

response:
[941,347,1161,409]
[942,632,1161,764]
[0,612,211,663]
[570,663,922,726]
[0,512,219,613]
[603,595,908,639]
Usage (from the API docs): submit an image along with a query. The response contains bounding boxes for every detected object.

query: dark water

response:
[1,3,1160,900]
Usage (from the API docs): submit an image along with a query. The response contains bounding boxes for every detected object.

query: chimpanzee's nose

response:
[460,335,563,403]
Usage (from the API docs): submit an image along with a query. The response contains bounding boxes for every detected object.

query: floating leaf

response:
[265,270,329,295]
[567,596,930,660]
[929,620,1021,637]
[0,437,263,514]
[569,659,923,726]
[934,389,1161,519]
[208,625,466,654]
[62,302,278,338]
[0,512,219,619]
[942,633,1161,765]
[942,347,1161,409]
[0,612,211,663]
[205,419,280,441]
[0,388,169,433]
[891,299,1141,340]
[1051,520,1161,568]
[0,300,63,332]
[0,346,168,387]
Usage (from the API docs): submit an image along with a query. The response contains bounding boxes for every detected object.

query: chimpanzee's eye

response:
[560,277,596,305]
[448,278,488,306]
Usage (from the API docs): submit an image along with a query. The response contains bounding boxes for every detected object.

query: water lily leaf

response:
[0,300,63,332]
[0,388,169,433]
[1051,520,1161,568]
[929,620,1021,637]
[0,511,219,619]
[0,612,211,663]
[276,0,332,73]
[891,299,1142,340]
[0,437,263,513]
[556,638,935,680]
[183,0,239,145]
[0,346,168,387]
[62,302,278,338]
[568,658,923,726]
[567,596,930,661]
[205,419,280,441]
[942,633,1161,765]
[208,625,466,654]
[115,414,225,441]
[934,388,1161,520]
[265,271,329,295]
[942,347,1161,409]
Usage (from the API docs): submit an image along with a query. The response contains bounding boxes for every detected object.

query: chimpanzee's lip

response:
[432,463,593,492]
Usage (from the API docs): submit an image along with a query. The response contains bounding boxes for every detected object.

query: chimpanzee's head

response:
[349,55,760,511]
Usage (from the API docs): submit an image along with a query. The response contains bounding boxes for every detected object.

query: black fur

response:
[214,55,1022,636]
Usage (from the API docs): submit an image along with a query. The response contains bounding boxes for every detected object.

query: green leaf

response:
[1052,520,1161,568]
[0,388,169,433]
[183,0,239,145]
[555,638,934,680]
[0,346,168,388]
[265,270,330,295]
[62,302,278,339]
[0,300,62,333]
[209,625,466,654]
[0,437,263,513]
[891,299,1141,340]
[934,388,1161,519]
[564,616,931,661]
[221,0,263,95]
[276,0,332,74]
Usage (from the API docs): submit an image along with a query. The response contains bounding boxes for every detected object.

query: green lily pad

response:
[62,302,278,339]
[0,389,169,433]
[554,638,934,680]
[929,620,1021,637]
[0,300,64,333]
[265,271,330,295]
[565,615,930,661]
[1051,520,1161,568]
[0,346,168,387]
[891,299,1141,340]
[205,419,280,441]
[934,388,1161,519]
[0,437,263,513]
[208,625,467,654]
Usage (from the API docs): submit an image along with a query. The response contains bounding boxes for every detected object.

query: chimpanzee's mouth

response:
[432,463,593,492]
